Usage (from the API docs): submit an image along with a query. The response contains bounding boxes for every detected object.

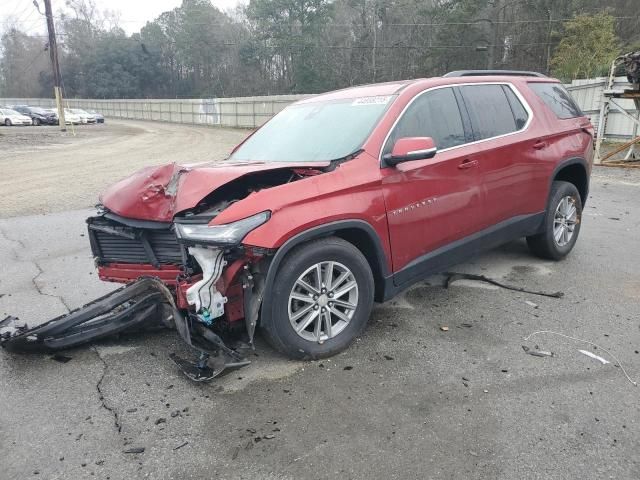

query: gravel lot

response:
[0,120,247,217]
[1,121,640,479]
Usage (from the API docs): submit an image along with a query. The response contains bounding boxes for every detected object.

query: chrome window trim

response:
[379,81,534,165]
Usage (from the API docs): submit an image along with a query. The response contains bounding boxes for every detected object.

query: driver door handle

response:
[458,159,478,170]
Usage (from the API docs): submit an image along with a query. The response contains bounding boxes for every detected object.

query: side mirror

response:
[383,137,437,167]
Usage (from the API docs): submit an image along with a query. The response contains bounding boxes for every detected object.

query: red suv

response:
[88,71,594,362]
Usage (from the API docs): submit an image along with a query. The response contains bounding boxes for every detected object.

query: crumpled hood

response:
[100,161,328,222]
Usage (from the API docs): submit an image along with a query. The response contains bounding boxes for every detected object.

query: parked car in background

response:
[86,109,105,123]
[63,109,82,125]
[10,105,58,125]
[68,108,97,124]
[0,108,33,126]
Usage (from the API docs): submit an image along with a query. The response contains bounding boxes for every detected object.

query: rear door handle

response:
[458,159,478,170]
[533,140,547,150]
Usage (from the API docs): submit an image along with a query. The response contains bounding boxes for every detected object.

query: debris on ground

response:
[445,272,564,298]
[524,300,538,308]
[173,441,189,451]
[123,447,145,454]
[440,326,449,332]
[51,354,73,363]
[579,350,610,365]
[524,330,638,386]
[0,277,250,383]
[522,345,554,357]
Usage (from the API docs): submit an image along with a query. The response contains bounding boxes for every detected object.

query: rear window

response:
[529,83,583,119]
[459,84,527,141]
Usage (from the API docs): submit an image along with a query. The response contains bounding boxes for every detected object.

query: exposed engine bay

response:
[0,164,325,381]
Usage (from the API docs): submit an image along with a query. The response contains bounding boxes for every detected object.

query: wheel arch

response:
[551,157,589,206]
[261,220,391,304]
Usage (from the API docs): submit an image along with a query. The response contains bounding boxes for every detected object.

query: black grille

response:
[88,215,183,265]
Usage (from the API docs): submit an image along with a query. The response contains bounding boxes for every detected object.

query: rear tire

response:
[527,181,582,260]
[261,237,374,360]
[33,118,40,126]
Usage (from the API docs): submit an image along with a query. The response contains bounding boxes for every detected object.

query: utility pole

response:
[43,0,66,131]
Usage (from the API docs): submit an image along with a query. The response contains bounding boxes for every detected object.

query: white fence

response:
[2,78,638,137]
[0,95,307,128]
[566,76,639,141]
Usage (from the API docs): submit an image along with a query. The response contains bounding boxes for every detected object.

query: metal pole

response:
[43,0,66,131]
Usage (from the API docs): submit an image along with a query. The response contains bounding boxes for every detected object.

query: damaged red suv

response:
[3,71,593,378]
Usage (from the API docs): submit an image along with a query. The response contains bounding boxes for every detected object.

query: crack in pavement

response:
[31,261,71,313]
[93,346,123,435]
[0,224,26,250]
[0,224,72,313]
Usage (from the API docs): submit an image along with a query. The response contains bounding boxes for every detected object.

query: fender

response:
[259,219,392,307]
[548,156,590,208]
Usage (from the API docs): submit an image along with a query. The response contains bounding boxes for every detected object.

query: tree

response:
[245,0,336,93]
[1,0,637,98]
[0,29,49,97]
[551,13,620,81]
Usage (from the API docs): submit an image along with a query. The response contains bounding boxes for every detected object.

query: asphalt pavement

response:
[1,168,639,479]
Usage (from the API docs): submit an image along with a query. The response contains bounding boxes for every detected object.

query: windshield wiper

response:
[325,148,364,171]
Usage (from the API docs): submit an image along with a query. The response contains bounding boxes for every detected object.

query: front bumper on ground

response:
[0,277,250,381]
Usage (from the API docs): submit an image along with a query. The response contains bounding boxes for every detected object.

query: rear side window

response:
[384,87,466,153]
[459,84,526,140]
[529,83,583,119]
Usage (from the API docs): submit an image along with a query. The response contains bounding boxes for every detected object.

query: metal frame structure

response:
[595,58,640,166]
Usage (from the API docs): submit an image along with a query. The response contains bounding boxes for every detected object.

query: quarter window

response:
[502,85,529,130]
[459,84,526,141]
[384,87,466,155]
[529,82,583,119]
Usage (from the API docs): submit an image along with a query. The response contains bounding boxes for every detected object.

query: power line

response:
[8,1,34,22]
[11,48,46,79]
[103,15,639,27]
[25,32,557,50]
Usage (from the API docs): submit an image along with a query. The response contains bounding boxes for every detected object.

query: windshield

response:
[229,96,394,163]
[71,109,86,114]
[2,109,20,116]
[30,107,47,114]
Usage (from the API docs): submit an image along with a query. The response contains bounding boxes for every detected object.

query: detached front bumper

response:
[0,277,250,381]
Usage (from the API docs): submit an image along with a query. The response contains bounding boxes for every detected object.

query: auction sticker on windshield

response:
[351,95,393,106]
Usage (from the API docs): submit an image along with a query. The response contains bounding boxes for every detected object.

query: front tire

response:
[5,119,11,126]
[261,237,374,360]
[33,118,40,126]
[527,181,582,260]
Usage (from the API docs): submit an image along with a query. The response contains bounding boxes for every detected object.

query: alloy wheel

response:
[553,195,578,247]
[288,261,359,344]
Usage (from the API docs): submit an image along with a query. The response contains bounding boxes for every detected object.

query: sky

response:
[0,0,244,36]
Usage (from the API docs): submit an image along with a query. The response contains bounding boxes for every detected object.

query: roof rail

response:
[443,70,547,78]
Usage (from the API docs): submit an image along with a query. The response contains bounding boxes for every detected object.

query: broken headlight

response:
[174,211,270,246]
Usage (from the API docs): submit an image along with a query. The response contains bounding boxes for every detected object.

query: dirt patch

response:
[0,120,249,217]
